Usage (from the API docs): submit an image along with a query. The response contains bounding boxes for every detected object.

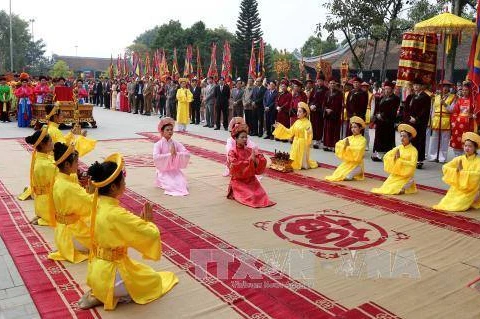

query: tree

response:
[322,0,380,72]
[300,36,338,56]
[49,60,73,78]
[130,20,235,79]
[233,0,263,79]
[0,10,48,74]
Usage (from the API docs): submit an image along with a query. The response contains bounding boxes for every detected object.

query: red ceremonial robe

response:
[276,91,292,128]
[322,90,343,148]
[290,91,307,126]
[119,83,129,112]
[227,146,275,208]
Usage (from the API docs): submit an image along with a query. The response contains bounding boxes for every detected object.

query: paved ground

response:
[0,106,451,318]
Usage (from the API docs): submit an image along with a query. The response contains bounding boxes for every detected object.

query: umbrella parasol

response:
[414,12,476,161]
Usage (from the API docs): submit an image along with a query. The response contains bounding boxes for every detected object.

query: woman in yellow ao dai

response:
[79,153,178,310]
[24,127,56,226]
[273,102,318,170]
[371,124,418,195]
[48,142,92,263]
[326,116,367,181]
[434,132,480,212]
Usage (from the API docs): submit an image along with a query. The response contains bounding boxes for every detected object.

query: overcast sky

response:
[2,0,326,58]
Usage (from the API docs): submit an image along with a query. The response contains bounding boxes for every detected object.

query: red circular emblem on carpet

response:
[273,213,388,251]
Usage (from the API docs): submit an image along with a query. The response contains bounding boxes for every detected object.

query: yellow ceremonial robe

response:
[176,88,193,125]
[431,94,455,131]
[47,122,96,157]
[87,196,178,310]
[273,118,319,170]
[32,152,57,226]
[326,134,366,181]
[371,144,418,195]
[48,173,92,263]
[433,154,480,212]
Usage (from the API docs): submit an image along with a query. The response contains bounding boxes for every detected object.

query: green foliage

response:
[0,10,49,74]
[49,60,73,78]
[300,36,338,56]
[233,0,263,79]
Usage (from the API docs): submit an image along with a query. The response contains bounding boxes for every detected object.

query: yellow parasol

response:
[414,12,475,54]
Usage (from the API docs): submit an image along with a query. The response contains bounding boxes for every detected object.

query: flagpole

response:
[9,0,13,71]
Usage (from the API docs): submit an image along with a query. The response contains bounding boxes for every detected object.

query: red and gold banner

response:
[396,32,438,88]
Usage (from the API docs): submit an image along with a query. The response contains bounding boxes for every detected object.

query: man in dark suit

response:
[214,76,230,130]
[263,81,278,139]
[134,78,145,114]
[251,78,267,136]
[103,79,111,109]
[190,78,202,124]
[96,79,103,106]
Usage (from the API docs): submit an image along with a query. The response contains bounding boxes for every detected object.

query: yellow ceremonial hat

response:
[91,153,125,189]
[398,123,417,138]
[298,102,310,117]
[462,131,480,146]
[178,78,188,83]
[350,116,366,129]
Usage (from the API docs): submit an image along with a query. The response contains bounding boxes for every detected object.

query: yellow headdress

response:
[350,116,366,129]
[462,132,480,147]
[398,123,417,138]
[54,142,76,166]
[298,102,310,117]
[45,103,60,120]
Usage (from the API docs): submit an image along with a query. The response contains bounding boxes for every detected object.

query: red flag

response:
[207,43,218,80]
[257,38,265,78]
[183,45,194,78]
[221,40,232,83]
[196,46,203,80]
[123,52,128,76]
[109,54,114,79]
[248,41,257,80]
[172,48,180,80]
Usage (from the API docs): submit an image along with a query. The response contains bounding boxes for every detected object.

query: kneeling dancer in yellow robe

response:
[25,127,56,226]
[79,153,178,310]
[326,116,367,181]
[48,142,92,263]
[371,124,418,195]
[273,102,318,170]
[433,131,480,212]
[18,103,96,201]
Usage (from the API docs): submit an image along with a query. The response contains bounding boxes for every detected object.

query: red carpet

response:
[0,180,100,319]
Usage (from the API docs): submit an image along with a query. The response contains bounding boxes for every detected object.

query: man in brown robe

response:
[322,78,343,151]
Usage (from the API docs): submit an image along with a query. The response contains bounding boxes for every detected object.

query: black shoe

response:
[371,156,382,162]
[190,121,195,124]
[416,162,424,169]
[195,122,200,125]
[313,144,319,149]
[144,113,151,116]
[224,127,228,131]
[203,124,209,127]
[263,135,271,139]
[214,127,220,130]
[133,112,138,114]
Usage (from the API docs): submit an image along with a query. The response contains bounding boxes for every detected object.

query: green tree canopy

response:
[300,36,338,57]
[49,60,73,78]
[0,10,49,74]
